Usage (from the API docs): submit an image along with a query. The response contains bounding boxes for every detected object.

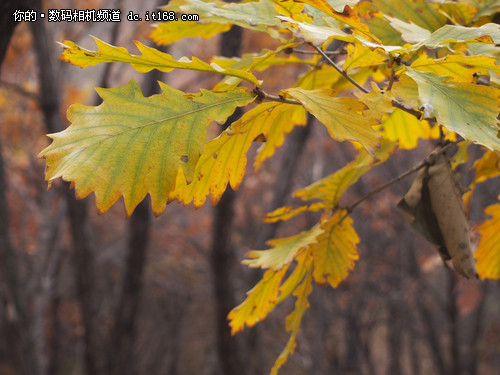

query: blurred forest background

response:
[1,0,500,374]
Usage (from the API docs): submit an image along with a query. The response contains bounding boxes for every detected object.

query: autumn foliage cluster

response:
[10,0,500,373]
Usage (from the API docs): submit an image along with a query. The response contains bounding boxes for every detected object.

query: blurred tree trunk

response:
[1,2,39,374]
[406,246,447,374]
[210,24,245,375]
[448,273,461,375]
[108,49,157,374]
[29,1,103,374]
[109,198,151,375]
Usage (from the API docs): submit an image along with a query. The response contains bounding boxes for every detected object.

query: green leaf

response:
[310,211,360,287]
[405,68,500,151]
[285,87,381,154]
[59,36,260,86]
[243,225,323,270]
[39,81,254,216]
[149,21,231,46]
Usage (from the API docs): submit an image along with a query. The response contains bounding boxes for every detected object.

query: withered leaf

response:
[398,146,478,278]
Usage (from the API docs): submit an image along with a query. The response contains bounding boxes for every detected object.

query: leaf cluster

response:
[40,0,500,372]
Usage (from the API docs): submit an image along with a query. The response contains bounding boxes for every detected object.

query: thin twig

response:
[253,87,301,105]
[0,80,40,101]
[342,140,461,215]
[309,42,369,93]
[289,48,343,56]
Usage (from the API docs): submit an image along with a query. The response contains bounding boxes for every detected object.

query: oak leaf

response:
[40,81,254,216]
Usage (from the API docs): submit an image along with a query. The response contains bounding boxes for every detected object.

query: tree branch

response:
[308,42,369,93]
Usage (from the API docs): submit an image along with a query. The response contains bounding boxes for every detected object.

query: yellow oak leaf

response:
[172,102,305,208]
[285,87,381,154]
[475,200,500,279]
[310,211,360,287]
[59,36,260,85]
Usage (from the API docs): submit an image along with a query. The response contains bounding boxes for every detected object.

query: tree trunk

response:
[30,1,102,373]
[210,24,246,375]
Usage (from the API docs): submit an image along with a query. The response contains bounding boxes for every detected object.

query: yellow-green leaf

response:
[172,102,305,208]
[475,200,500,279]
[285,87,381,154]
[149,21,231,46]
[59,36,260,86]
[39,81,254,216]
[243,225,323,270]
[406,68,500,151]
[310,211,359,287]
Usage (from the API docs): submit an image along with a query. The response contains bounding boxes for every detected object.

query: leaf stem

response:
[308,42,369,94]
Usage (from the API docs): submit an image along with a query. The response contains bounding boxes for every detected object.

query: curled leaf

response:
[398,146,478,278]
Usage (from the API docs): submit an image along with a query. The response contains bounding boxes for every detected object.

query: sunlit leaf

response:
[310,211,360,287]
[40,81,254,216]
[475,200,500,279]
[285,87,381,154]
[405,68,500,151]
[59,36,260,85]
